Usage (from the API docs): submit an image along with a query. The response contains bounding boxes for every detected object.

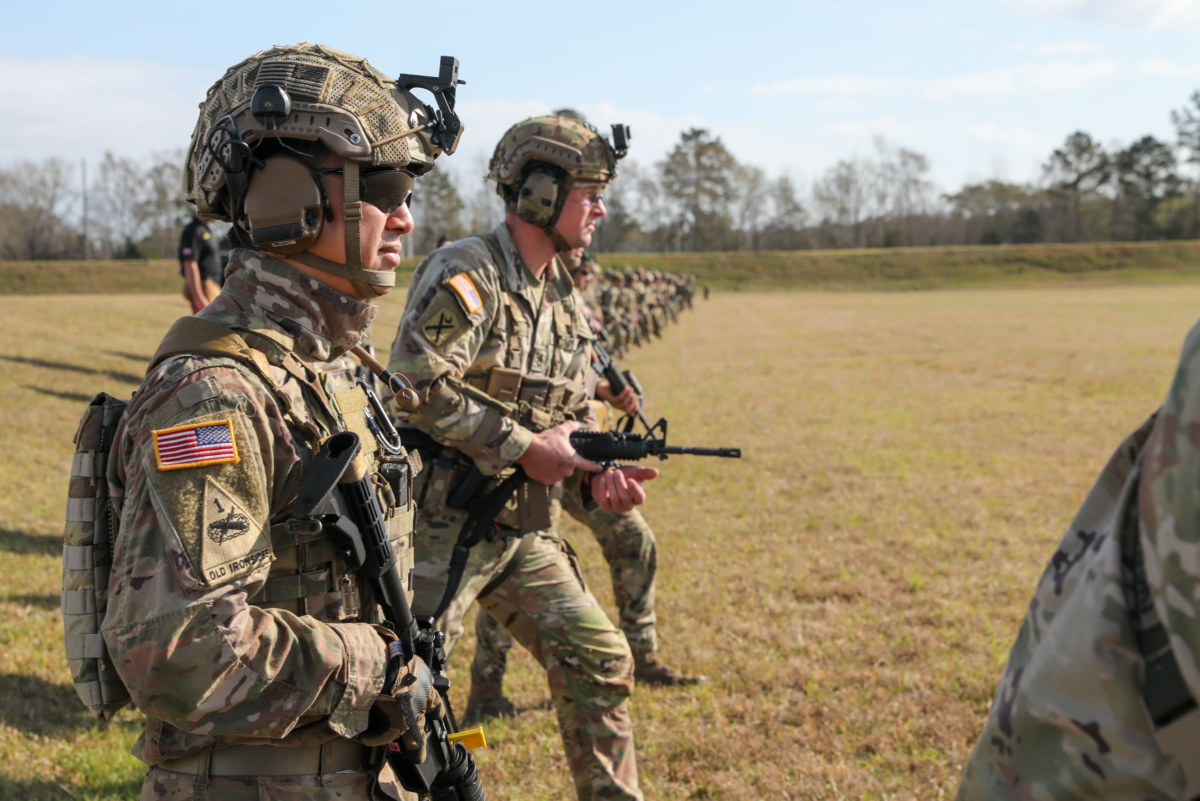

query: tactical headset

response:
[201,50,466,298]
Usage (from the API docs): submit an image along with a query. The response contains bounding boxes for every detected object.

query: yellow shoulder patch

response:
[422,308,461,347]
[153,420,240,471]
[447,272,483,314]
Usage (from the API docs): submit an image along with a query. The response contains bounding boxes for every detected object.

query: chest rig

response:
[152,317,418,626]
[416,233,588,533]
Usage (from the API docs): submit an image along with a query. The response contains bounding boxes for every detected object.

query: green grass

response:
[1,285,1197,797]
[6,240,1200,295]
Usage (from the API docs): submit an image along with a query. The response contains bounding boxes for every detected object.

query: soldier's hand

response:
[592,466,658,513]
[596,382,640,416]
[360,649,442,759]
[517,420,602,485]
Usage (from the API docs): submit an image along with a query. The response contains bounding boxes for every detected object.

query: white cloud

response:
[1137,58,1200,78]
[811,98,871,114]
[1013,39,1103,55]
[0,54,203,164]
[753,60,1120,101]
[958,29,986,41]
[1015,0,1200,32]
[826,116,921,138]
[966,123,1048,149]
[752,75,901,97]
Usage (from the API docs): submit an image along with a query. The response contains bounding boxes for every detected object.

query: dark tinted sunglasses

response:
[315,167,415,214]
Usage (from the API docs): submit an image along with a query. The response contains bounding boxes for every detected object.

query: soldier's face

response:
[309,162,415,297]
[554,185,606,249]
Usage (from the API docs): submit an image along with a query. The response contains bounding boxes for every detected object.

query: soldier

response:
[178,213,223,313]
[386,115,654,801]
[956,317,1200,798]
[95,44,454,799]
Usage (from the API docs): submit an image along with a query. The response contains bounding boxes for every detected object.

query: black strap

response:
[432,467,528,620]
[1122,464,1200,727]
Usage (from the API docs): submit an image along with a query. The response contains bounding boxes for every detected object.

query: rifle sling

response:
[432,466,528,620]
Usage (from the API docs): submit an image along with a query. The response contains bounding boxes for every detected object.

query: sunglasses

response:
[315,167,415,214]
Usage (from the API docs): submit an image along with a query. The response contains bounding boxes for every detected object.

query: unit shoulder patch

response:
[422,308,461,347]
[447,272,483,314]
[153,419,239,471]
[415,292,469,352]
[199,476,271,585]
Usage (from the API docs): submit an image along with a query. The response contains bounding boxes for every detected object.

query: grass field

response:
[5,239,1200,295]
[0,282,1196,798]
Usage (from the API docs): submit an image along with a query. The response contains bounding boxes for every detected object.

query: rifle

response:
[571,426,740,464]
[292,431,486,801]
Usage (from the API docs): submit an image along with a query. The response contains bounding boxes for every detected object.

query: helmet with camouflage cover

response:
[486,115,627,252]
[184,43,463,297]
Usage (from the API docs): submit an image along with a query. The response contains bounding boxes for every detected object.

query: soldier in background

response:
[178,213,223,313]
[956,321,1200,797]
[387,115,654,801]
[465,250,702,724]
[436,233,454,249]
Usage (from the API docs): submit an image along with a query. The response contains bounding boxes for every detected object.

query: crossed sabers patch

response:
[422,310,460,347]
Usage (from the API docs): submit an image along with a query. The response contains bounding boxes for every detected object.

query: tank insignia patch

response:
[200,476,271,585]
[422,309,460,347]
[447,273,482,314]
[153,420,240,471]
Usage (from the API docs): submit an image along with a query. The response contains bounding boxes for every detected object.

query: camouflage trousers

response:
[411,500,641,801]
[472,495,658,694]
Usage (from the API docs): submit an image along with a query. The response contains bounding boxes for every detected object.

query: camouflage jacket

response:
[958,319,1200,799]
[102,249,410,765]
[387,222,596,476]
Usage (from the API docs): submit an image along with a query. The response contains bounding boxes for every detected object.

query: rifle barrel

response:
[662,446,742,458]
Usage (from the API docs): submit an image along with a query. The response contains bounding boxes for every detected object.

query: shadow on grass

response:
[23,385,96,404]
[0,775,142,801]
[4,593,61,610]
[0,355,141,385]
[0,527,62,556]
[102,350,152,364]
[0,673,101,737]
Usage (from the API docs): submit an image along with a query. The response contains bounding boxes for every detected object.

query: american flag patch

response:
[447,273,482,314]
[153,420,240,471]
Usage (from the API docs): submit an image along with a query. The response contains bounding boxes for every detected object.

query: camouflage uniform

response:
[957,319,1200,800]
[472,492,658,688]
[102,250,417,800]
[387,222,641,801]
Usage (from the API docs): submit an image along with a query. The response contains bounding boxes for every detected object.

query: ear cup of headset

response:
[243,155,325,255]
[515,168,563,228]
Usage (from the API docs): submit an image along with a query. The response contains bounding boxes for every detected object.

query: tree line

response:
[8,93,1200,260]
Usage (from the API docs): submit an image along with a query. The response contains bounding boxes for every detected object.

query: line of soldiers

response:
[581,262,697,358]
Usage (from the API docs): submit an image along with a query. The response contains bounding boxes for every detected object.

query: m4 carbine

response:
[292,431,486,801]
[571,428,740,463]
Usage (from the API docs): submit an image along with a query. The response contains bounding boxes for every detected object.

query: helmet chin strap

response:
[293,161,395,299]
[543,224,573,253]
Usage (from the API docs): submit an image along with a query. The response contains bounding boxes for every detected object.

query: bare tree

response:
[409,164,465,256]
[0,158,79,260]
[1043,132,1109,242]
[456,154,505,236]
[1172,91,1200,237]
[732,164,768,250]
[812,159,870,247]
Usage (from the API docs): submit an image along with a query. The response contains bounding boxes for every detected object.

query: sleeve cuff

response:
[324,623,390,738]
[497,423,534,466]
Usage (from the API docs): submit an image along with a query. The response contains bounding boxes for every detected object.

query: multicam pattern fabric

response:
[957,319,1200,799]
[387,224,642,801]
[473,493,660,687]
[593,267,694,358]
[101,248,413,797]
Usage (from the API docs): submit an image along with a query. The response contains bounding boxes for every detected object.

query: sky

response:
[7,0,1200,194]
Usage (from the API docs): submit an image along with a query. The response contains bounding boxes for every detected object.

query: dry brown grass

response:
[0,285,1195,798]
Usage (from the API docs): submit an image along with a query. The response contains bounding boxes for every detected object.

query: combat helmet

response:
[486,116,630,251]
[184,43,464,297]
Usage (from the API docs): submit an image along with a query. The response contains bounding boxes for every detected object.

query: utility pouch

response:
[63,392,131,722]
[416,451,465,516]
[485,367,523,403]
[516,481,553,533]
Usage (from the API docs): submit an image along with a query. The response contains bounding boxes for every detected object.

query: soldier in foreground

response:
[77,44,461,799]
[957,320,1200,798]
[387,116,652,800]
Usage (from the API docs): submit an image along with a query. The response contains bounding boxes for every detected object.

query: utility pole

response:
[81,158,90,261]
